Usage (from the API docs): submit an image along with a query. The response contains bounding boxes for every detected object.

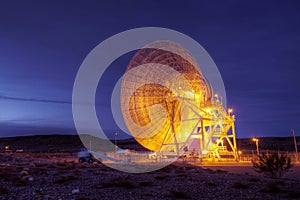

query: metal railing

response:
[239,150,300,163]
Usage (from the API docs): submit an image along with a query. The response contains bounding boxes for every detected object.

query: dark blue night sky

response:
[0,0,300,138]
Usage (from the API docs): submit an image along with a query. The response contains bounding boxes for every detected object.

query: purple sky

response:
[0,0,300,138]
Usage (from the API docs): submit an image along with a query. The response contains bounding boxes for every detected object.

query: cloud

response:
[0,95,71,104]
[0,94,107,107]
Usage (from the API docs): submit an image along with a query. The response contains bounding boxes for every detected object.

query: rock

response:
[30,163,36,168]
[20,170,29,176]
[21,175,34,182]
[28,176,34,182]
[21,175,30,181]
[72,188,79,194]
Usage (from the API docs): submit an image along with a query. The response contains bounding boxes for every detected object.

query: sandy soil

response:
[1,153,300,200]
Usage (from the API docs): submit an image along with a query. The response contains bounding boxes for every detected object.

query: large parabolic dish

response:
[120,41,212,152]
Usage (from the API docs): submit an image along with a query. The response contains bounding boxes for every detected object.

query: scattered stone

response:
[23,167,30,171]
[30,163,36,168]
[0,152,299,200]
[20,170,29,176]
[72,188,80,194]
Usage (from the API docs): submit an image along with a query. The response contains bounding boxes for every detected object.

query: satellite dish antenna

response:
[121,41,238,160]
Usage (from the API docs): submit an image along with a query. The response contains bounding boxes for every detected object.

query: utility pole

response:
[252,138,259,155]
[292,129,298,163]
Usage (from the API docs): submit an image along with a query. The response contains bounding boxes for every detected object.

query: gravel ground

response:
[0,153,300,200]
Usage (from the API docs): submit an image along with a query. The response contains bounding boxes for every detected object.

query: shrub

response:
[252,152,292,178]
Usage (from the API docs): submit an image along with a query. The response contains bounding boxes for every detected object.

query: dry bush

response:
[252,152,292,179]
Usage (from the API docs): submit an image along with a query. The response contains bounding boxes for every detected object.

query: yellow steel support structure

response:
[157,94,238,161]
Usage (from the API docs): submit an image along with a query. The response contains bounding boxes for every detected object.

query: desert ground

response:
[0,135,300,200]
[0,152,300,200]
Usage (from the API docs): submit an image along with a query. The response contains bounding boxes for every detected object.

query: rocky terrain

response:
[0,135,300,199]
[0,152,300,200]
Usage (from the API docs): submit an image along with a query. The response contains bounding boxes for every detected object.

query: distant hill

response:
[237,137,300,153]
[0,134,299,153]
[0,134,145,153]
